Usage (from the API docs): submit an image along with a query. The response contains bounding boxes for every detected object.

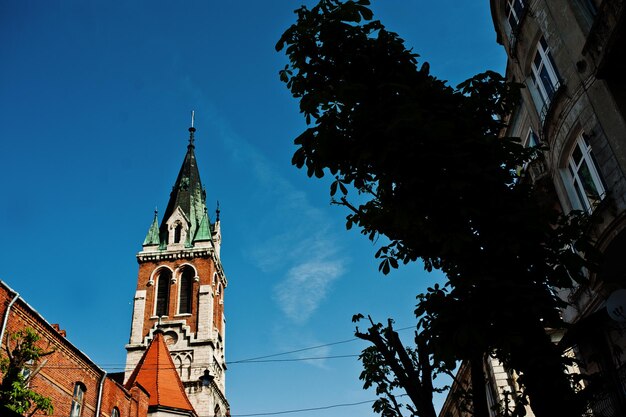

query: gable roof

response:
[125,331,196,415]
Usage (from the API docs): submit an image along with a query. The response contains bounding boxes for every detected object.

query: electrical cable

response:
[230,325,414,364]
[227,398,380,416]
[27,325,417,371]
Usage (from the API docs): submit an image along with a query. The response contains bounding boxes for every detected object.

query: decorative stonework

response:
[166,207,191,249]
[126,128,230,416]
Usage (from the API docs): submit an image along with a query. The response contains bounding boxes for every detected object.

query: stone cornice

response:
[137,248,228,286]
[137,247,213,262]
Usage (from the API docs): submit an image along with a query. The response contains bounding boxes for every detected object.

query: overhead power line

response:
[36,325,417,371]
[44,396,388,417]
[230,325,415,364]
[40,354,361,371]
[228,398,377,416]
[229,338,358,363]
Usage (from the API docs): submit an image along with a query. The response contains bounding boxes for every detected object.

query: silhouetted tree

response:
[277,1,596,416]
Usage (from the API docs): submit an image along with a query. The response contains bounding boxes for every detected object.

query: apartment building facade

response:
[441,1,626,416]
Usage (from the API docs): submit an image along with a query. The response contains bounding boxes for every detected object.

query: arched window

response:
[214,404,222,417]
[175,355,183,378]
[111,407,120,417]
[70,382,86,417]
[179,267,194,314]
[156,269,171,317]
[174,222,183,243]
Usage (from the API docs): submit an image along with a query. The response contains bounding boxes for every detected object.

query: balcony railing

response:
[587,363,626,417]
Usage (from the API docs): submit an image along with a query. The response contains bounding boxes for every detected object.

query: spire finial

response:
[188,110,196,147]
[216,200,220,222]
[154,207,158,217]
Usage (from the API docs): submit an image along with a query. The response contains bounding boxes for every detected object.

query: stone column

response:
[197,285,213,340]
[129,290,146,344]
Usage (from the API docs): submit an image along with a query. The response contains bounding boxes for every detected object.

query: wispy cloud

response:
[179,76,348,325]
[275,242,345,323]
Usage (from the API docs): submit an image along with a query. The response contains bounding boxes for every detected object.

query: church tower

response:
[125,118,228,417]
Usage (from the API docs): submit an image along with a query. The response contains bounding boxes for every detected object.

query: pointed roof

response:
[125,331,196,415]
[160,127,210,243]
[194,208,212,242]
[143,210,160,246]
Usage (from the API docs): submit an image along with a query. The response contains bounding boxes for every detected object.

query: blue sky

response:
[0,1,504,416]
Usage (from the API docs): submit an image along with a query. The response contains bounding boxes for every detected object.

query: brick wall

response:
[136,257,222,338]
[0,281,149,417]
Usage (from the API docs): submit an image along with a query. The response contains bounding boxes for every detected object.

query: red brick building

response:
[0,280,150,417]
[0,121,226,417]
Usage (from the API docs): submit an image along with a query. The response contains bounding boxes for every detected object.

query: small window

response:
[70,383,86,417]
[155,269,172,317]
[178,267,194,314]
[530,37,561,110]
[577,0,598,18]
[565,134,605,212]
[520,128,540,174]
[174,223,183,243]
[111,407,120,417]
[505,0,526,32]
[20,359,34,385]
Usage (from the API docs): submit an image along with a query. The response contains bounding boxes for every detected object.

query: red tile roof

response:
[125,331,196,414]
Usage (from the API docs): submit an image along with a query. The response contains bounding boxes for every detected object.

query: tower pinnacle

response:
[189,110,196,148]
[128,117,229,417]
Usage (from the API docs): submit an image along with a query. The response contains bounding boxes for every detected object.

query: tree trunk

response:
[509,324,583,417]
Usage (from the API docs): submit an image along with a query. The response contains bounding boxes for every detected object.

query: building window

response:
[70,383,86,417]
[520,128,541,175]
[155,269,172,317]
[578,0,598,18]
[505,0,526,32]
[575,0,599,31]
[174,222,183,243]
[178,267,194,314]
[565,134,605,212]
[19,359,34,385]
[530,37,561,110]
[111,407,120,417]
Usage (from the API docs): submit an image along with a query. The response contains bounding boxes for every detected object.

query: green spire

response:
[160,125,207,244]
[143,209,160,246]
[194,207,212,242]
